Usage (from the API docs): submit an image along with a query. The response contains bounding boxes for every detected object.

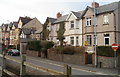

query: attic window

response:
[86,17,92,26]
[103,15,109,25]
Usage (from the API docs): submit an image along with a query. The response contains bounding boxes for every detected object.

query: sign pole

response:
[114,50,117,68]
[112,43,118,68]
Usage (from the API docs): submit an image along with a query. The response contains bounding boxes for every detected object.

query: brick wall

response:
[98,56,118,68]
[48,51,84,65]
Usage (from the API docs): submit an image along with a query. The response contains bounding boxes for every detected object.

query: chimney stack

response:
[92,2,99,8]
[56,12,62,18]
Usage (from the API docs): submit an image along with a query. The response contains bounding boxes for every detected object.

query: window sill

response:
[69,28,74,30]
[103,23,109,25]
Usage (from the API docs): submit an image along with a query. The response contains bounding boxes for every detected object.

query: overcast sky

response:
[0,0,119,24]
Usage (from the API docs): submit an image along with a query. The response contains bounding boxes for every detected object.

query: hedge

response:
[27,40,54,51]
[96,46,120,57]
[27,40,41,51]
[52,46,85,55]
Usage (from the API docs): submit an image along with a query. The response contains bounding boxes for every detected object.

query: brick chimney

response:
[56,12,62,18]
[92,2,99,8]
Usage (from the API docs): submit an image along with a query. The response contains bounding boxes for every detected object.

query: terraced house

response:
[44,1,120,51]
[82,2,120,51]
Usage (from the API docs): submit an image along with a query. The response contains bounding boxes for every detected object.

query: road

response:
[3,55,119,76]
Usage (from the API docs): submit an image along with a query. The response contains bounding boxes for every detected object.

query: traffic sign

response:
[112,43,118,51]
[85,41,88,46]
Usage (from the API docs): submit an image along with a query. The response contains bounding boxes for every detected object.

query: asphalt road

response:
[4,55,118,77]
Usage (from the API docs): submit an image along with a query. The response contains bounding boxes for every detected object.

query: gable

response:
[23,18,43,31]
[12,25,16,29]
[18,19,23,28]
[66,13,77,21]
[84,8,94,17]
[7,26,10,31]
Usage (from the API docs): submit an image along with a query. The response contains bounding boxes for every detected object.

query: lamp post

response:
[93,0,97,67]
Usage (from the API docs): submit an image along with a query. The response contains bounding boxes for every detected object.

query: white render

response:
[64,13,82,46]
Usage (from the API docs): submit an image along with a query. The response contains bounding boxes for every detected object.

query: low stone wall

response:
[98,56,118,68]
[26,50,41,57]
[48,51,84,65]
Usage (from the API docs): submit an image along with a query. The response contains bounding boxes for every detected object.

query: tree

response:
[57,22,65,47]
[42,19,50,40]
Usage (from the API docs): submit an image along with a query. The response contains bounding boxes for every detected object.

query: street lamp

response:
[93,0,97,67]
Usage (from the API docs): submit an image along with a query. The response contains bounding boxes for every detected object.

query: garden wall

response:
[98,56,118,68]
[26,50,41,57]
[47,51,84,65]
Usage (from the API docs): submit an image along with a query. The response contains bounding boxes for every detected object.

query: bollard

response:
[64,64,72,77]
[20,54,26,77]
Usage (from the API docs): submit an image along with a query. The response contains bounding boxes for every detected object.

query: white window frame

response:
[70,37,74,45]
[70,21,74,29]
[86,35,92,46]
[103,15,109,25]
[86,17,92,26]
[104,34,110,45]
[76,36,79,46]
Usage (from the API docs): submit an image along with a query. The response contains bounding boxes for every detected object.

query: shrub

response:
[62,46,75,55]
[96,46,120,57]
[51,46,85,55]
[40,41,54,49]
[27,40,54,52]
[27,40,41,51]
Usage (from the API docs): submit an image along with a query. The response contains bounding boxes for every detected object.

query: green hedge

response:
[27,40,41,51]
[52,46,85,55]
[96,46,120,57]
[27,40,54,51]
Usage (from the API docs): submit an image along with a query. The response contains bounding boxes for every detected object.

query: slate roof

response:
[47,17,57,23]
[19,16,32,25]
[71,11,81,19]
[21,28,36,35]
[12,22,18,28]
[96,2,119,14]
[54,14,68,24]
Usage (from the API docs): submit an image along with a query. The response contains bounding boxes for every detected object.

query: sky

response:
[0,0,120,24]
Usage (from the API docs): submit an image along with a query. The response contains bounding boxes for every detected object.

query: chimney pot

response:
[92,2,99,8]
[56,12,62,18]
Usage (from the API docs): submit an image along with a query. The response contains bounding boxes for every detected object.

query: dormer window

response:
[103,15,109,25]
[86,17,92,26]
[70,21,74,29]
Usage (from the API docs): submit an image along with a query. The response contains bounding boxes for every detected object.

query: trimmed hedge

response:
[27,40,54,51]
[96,46,120,57]
[52,46,85,55]
[27,40,41,51]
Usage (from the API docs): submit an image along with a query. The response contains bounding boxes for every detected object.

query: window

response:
[86,35,92,46]
[104,34,109,45]
[103,15,109,24]
[70,37,74,45]
[86,17,92,26]
[76,36,79,45]
[70,21,74,29]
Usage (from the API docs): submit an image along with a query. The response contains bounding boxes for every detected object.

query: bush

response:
[62,46,75,55]
[40,41,54,49]
[96,46,120,57]
[27,40,41,51]
[27,40,54,51]
[51,46,85,55]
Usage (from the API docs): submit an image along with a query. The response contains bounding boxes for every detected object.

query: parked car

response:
[7,49,20,56]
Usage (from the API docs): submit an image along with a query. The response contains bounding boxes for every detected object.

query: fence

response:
[0,54,72,77]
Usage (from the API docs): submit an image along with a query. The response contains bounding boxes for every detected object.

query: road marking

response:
[27,57,116,75]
